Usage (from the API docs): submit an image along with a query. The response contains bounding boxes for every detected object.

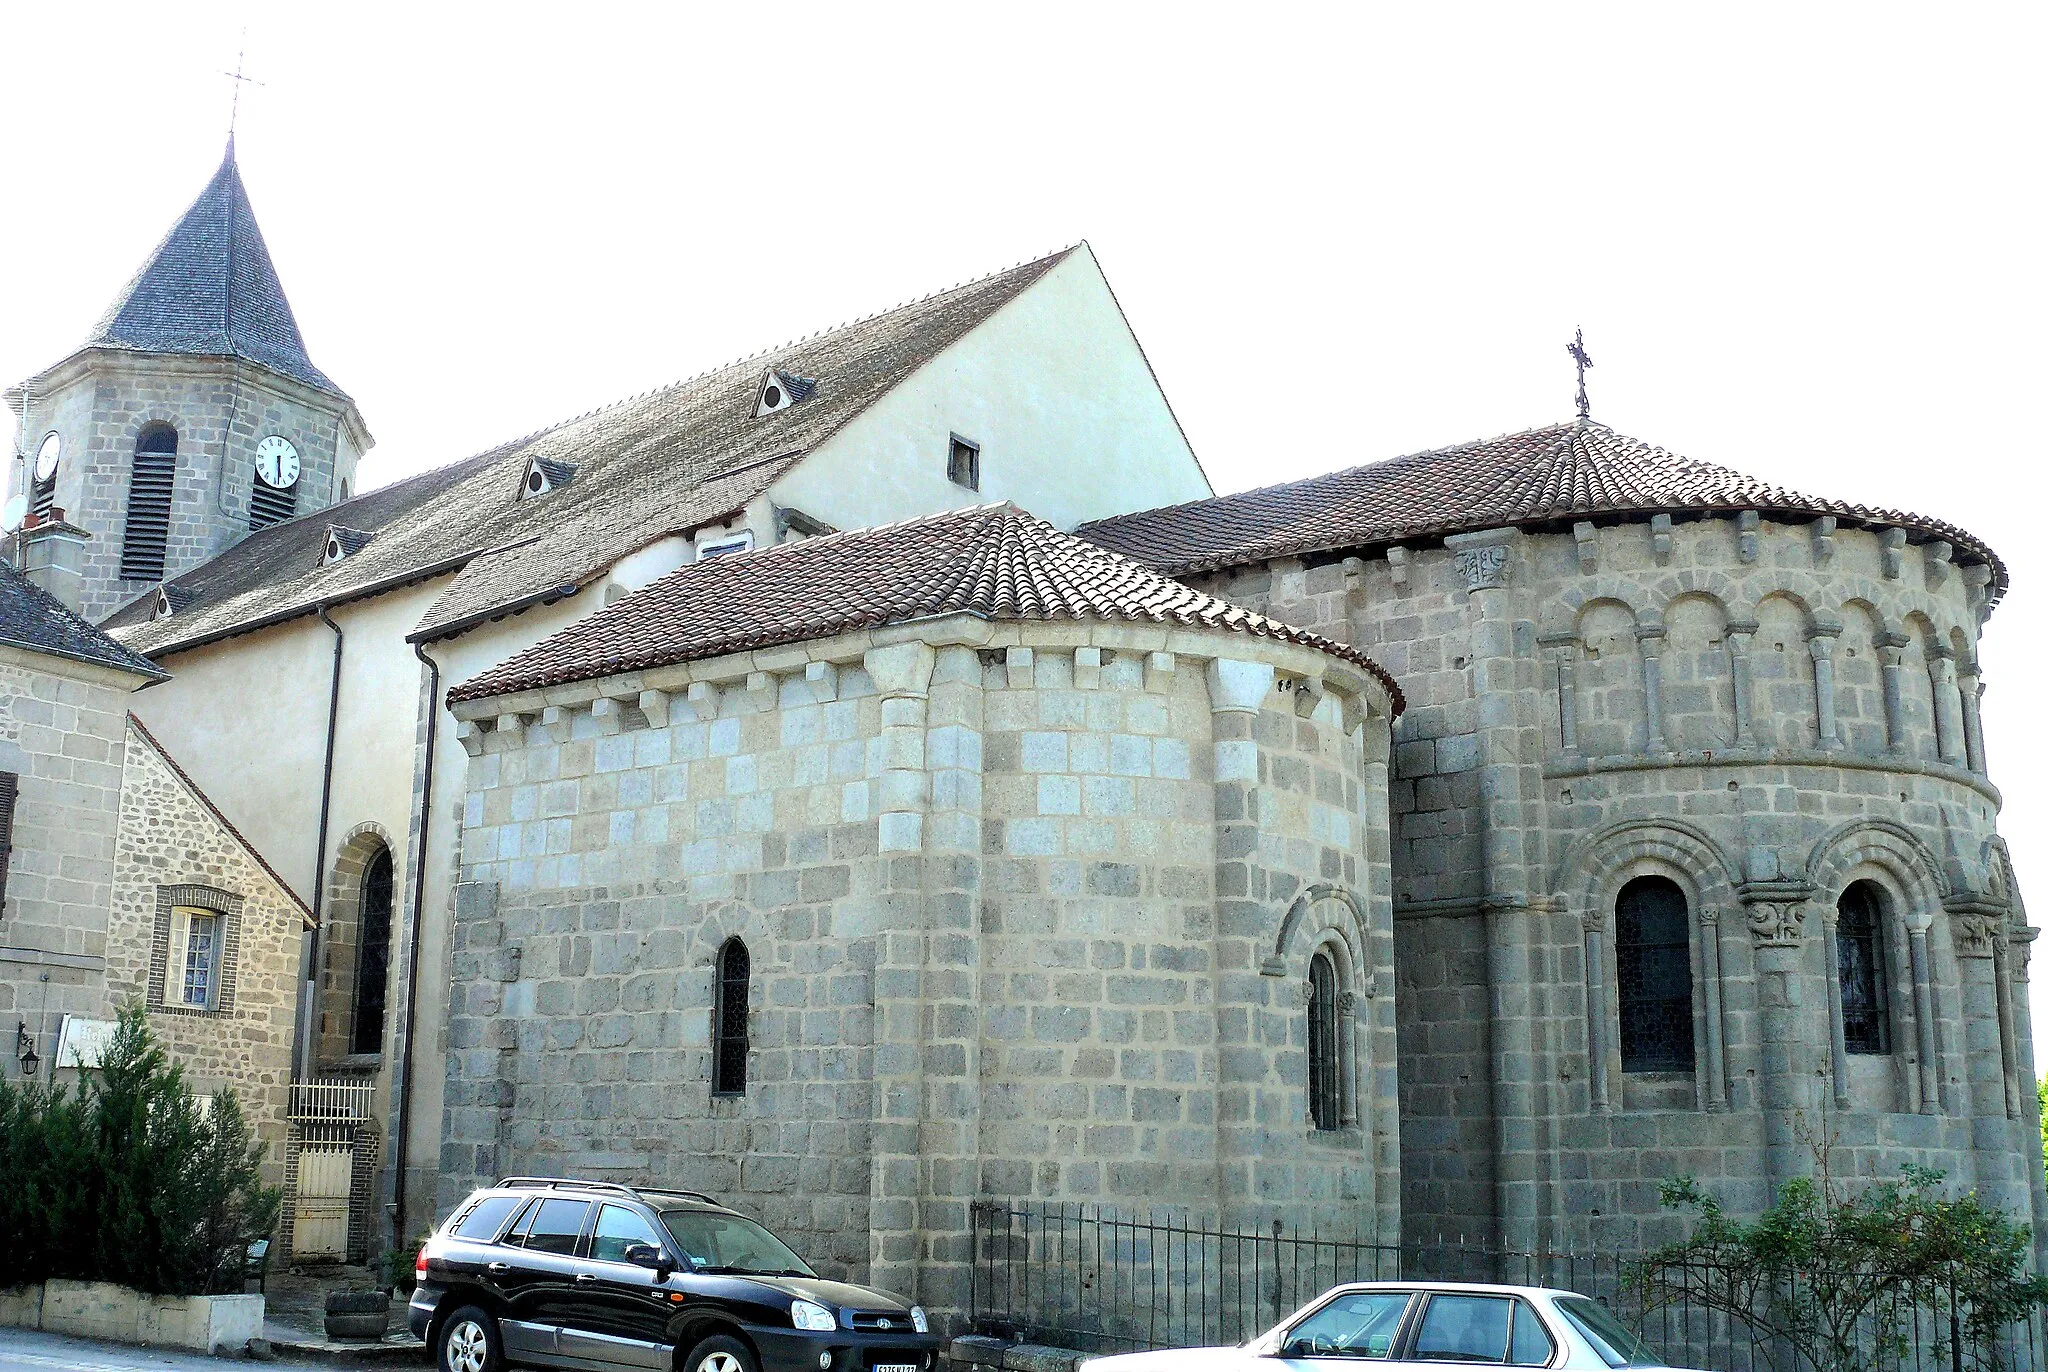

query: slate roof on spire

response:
[86,141,343,397]
[1080,419,2007,599]
[448,502,1401,708]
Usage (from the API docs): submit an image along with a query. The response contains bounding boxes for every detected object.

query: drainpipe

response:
[292,605,345,1082]
[391,639,442,1249]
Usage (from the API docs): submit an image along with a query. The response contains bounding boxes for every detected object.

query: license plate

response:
[874,1365,918,1372]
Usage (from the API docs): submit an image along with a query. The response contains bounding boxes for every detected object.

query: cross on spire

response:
[1567,328,1594,421]
[221,34,264,141]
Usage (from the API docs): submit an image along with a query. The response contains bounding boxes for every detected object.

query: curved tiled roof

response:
[1080,419,2007,599]
[86,141,343,397]
[106,250,1076,657]
[450,503,1402,710]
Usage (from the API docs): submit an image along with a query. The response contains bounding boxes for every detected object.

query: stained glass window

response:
[712,937,750,1095]
[1308,951,1340,1131]
[1616,876,1695,1073]
[1837,881,1891,1055]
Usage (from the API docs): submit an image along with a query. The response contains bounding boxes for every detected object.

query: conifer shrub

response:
[0,1004,279,1296]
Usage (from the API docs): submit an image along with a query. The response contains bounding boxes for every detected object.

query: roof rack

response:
[494,1177,723,1208]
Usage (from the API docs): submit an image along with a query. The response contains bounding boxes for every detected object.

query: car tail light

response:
[415,1247,429,1278]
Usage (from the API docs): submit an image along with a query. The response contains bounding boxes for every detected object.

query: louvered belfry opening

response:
[712,936,750,1095]
[0,772,17,911]
[29,470,55,518]
[249,480,297,530]
[119,423,179,581]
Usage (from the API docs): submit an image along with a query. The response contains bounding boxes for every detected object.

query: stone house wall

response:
[107,719,310,1179]
[441,616,1397,1314]
[1195,511,2043,1258]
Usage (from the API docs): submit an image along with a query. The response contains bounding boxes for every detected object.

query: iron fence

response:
[969,1199,2048,1371]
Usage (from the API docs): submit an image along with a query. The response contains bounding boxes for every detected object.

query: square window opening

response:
[948,436,980,491]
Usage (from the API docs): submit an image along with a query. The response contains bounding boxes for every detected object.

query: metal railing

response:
[969,1199,2048,1371]
[288,1078,375,1122]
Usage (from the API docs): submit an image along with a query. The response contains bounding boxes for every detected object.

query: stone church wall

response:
[441,618,1397,1309]
[1197,511,2043,1258]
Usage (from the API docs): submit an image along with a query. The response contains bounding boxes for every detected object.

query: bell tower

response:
[3,141,372,620]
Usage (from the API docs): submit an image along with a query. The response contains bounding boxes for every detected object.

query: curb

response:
[262,1332,429,1364]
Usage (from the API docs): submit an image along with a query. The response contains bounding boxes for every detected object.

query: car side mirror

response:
[623,1243,670,1276]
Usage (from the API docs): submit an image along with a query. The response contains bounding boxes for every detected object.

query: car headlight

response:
[910,1306,928,1334]
[791,1299,837,1332]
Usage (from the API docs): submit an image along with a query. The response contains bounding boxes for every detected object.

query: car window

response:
[1509,1300,1554,1366]
[591,1205,664,1264]
[523,1199,591,1256]
[1281,1290,1411,1359]
[659,1209,815,1277]
[452,1195,524,1242]
[1551,1297,1667,1368]
[1412,1294,1513,1362]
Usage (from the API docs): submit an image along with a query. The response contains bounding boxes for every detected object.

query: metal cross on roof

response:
[221,34,265,140]
[1567,328,1594,421]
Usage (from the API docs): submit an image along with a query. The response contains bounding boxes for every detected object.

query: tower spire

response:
[1567,328,1594,421]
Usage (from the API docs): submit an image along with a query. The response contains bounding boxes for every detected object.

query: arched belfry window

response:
[1837,881,1892,1055]
[349,847,394,1055]
[1616,876,1695,1073]
[120,423,178,581]
[712,937,750,1096]
[1307,951,1341,1131]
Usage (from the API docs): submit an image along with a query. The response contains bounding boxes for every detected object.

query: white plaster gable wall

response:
[768,246,1210,534]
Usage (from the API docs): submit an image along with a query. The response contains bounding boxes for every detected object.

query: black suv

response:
[410,1178,942,1372]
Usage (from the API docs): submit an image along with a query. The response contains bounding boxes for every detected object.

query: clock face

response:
[33,433,59,483]
[255,435,300,488]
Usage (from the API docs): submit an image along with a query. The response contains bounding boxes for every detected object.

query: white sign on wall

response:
[55,1015,117,1069]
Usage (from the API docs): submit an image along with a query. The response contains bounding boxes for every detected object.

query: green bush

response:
[0,1003,279,1296]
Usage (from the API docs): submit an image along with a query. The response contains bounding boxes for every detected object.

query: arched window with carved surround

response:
[712,937,750,1096]
[1616,875,1695,1073]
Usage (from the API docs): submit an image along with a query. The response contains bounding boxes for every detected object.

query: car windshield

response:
[1553,1297,1667,1368]
[659,1209,815,1277]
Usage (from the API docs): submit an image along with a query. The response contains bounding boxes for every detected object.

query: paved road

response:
[0,1327,321,1370]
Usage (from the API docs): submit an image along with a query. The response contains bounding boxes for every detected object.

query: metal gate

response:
[293,1142,354,1260]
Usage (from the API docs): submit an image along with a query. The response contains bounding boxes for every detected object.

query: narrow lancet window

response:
[350,847,394,1055]
[1837,881,1892,1054]
[1616,875,1696,1073]
[712,937,751,1095]
[1307,950,1341,1131]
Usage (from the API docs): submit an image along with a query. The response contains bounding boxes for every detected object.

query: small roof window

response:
[753,369,818,419]
[154,585,197,620]
[520,456,577,499]
[322,525,374,567]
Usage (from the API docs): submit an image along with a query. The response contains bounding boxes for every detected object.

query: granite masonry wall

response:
[1195,511,2045,1259]
[441,616,1398,1315]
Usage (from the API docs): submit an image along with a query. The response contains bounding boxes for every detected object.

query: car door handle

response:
[486,1262,511,1275]
[574,1273,598,1284]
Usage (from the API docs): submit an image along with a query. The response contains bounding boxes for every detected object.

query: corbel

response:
[1292,674,1326,719]
[1811,515,1837,564]
[746,671,775,710]
[805,661,839,703]
[1649,513,1673,565]
[1735,510,1761,564]
[456,720,487,757]
[1881,527,1907,580]
[588,697,624,734]
[1572,521,1599,574]
[1385,545,1410,589]
[494,712,528,748]
[1005,646,1034,690]
[1073,647,1103,690]
[1145,651,1177,693]
[1923,540,1953,590]
[687,680,721,722]
[638,690,671,728]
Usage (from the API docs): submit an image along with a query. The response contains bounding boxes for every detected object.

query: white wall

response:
[769,246,1210,533]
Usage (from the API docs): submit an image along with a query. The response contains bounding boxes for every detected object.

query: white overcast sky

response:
[5,5,2046,1059]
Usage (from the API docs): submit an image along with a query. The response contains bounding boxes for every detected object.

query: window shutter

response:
[0,771,17,913]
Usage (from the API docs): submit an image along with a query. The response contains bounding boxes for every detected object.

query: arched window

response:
[1837,881,1891,1055]
[1616,875,1695,1073]
[120,423,178,581]
[1307,950,1341,1131]
[349,847,394,1055]
[712,937,750,1096]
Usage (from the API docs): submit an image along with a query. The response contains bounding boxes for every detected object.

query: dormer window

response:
[753,369,818,418]
[322,525,373,567]
[948,434,981,491]
[520,457,577,499]
[153,585,196,620]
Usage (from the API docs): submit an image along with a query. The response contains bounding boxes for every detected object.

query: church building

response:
[7,142,2041,1308]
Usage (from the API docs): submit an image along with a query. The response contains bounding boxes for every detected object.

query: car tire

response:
[678,1332,760,1372]
[437,1306,503,1372]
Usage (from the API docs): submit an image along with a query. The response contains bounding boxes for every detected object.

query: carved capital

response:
[1337,990,1361,1017]
[1951,913,2001,959]
[1295,979,1318,1007]
[1738,878,1815,948]
[1454,544,1508,591]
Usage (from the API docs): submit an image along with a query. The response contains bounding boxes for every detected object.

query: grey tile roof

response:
[450,502,1402,709]
[1080,419,2008,598]
[106,249,1077,658]
[0,561,165,682]
[86,140,343,397]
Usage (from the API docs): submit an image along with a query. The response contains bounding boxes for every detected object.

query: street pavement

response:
[0,1327,319,1370]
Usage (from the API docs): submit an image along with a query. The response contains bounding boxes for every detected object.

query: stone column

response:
[1908,927,1944,1115]
[1958,660,1987,774]
[1877,633,1909,753]
[1808,626,1842,749]
[863,641,937,1301]
[1637,623,1668,753]
[1819,905,1851,1109]
[1726,621,1760,748]
[1929,646,1966,767]
[1541,635,1579,756]
[1698,909,1729,1113]
[1741,881,1814,1195]
[1583,914,1611,1113]
[1338,989,1361,1128]
[2007,925,2048,1272]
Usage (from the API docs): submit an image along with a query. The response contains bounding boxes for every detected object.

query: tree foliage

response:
[1633,1165,2048,1372]
[0,1003,279,1296]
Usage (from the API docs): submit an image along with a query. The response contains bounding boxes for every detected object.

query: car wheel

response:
[437,1306,503,1372]
[679,1332,760,1372]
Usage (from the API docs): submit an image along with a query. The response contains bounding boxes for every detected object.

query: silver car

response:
[1078,1281,1711,1370]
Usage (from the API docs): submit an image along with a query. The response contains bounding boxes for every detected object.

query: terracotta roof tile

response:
[449,504,1401,709]
[1079,420,2007,599]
